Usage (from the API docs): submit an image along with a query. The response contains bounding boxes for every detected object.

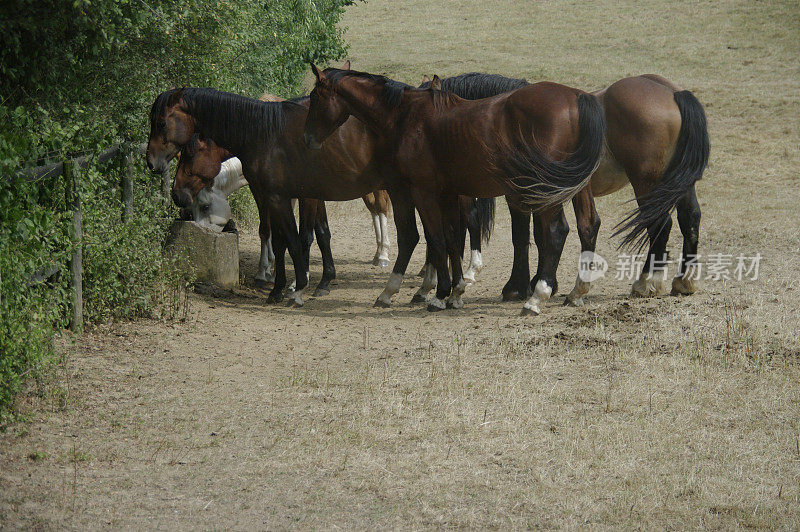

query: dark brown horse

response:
[147,87,386,305]
[303,66,605,314]
[175,135,337,297]
[421,73,709,305]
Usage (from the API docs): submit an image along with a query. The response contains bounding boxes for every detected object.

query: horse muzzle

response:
[146,155,168,175]
[171,187,194,209]
[303,132,322,150]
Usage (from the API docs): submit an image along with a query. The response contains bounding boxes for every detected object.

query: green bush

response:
[0,0,353,424]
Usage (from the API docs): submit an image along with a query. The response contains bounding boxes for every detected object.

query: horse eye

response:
[201,204,210,212]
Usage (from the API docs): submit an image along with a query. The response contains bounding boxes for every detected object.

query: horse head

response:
[303,61,352,150]
[146,88,194,174]
[172,136,226,208]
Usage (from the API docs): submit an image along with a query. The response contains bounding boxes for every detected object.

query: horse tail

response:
[501,92,606,210]
[468,197,496,244]
[614,90,710,250]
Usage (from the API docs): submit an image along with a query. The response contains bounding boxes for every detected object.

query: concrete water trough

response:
[167,220,239,289]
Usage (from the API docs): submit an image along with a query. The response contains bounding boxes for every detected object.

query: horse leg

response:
[630,219,673,297]
[254,198,275,289]
[410,188,451,312]
[565,187,601,307]
[268,195,308,306]
[375,186,419,308]
[411,225,438,304]
[267,210,288,304]
[672,184,701,295]
[503,200,532,301]
[523,206,569,316]
[463,198,483,285]
[313,201,336,296]
[377,190,391,268]
[363,193,383,266]
[289,198,315,294]
[443,194,467,309]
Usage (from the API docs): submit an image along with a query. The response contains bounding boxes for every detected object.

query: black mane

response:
[419,72,529,100]
[151,87,308,152]
[325,69,457,110]
[180,88,292,148]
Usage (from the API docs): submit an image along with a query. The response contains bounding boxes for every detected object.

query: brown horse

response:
[176,134,340,296]
[147,89,381,305]
[175,136,397,294]
[422,73,709,305]
[303,66,605,314]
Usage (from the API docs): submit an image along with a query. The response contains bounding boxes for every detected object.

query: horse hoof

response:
[446,299,464,309]
[378,259,390,268]
[372,257,381,266]
[520,305,540,317]
[564,297,584,307]
[267,293,284,304]
[373,298,392,308]
[427,298,446,312]
[671,276,699,296]
[313,287,330,297]
[502,289,527,302]
[463,275,476,286]
[410,293,427,304]
[255,279,274,290]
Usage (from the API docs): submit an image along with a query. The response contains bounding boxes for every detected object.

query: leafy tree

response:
[0,0,355,424]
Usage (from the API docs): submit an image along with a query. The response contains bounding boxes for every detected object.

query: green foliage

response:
[0,0,355,139]
[0,0,352,423]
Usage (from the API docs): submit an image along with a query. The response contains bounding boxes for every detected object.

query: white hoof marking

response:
[523,280,552,315]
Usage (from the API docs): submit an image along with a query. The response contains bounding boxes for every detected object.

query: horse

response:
[418,73,709,305]
[261,93,395,269]
[176,134,342,297]
[303,65,605,314]
[175,135,495,300]
[144,77,400,306]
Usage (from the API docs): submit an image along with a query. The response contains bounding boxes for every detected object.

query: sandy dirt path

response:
[3,0,800,526]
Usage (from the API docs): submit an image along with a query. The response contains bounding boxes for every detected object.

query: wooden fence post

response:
[122,152,134,221]
[64,160,83,331]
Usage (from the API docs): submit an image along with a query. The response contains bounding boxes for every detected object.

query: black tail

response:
[614,90,710,250]
[468,197,496,245]
[500,93,606,210]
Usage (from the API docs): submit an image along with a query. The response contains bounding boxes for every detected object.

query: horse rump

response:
[497,92,606,211]
[614,89,710,251]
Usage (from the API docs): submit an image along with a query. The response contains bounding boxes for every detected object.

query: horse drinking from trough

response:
[147,63,497,308]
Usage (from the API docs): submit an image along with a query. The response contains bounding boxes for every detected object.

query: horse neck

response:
[337,78,398,135]
[190,95,289,160]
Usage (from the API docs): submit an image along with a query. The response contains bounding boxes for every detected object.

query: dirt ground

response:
[2,0,799,528]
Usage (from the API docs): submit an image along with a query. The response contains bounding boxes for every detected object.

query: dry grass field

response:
[2,0,799,528]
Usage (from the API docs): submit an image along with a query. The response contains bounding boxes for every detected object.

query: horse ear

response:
[421,74,431,84]
[167,87,184,107]
[341,60,351,70]
[310,63,323,81]
[431,75,442,91]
